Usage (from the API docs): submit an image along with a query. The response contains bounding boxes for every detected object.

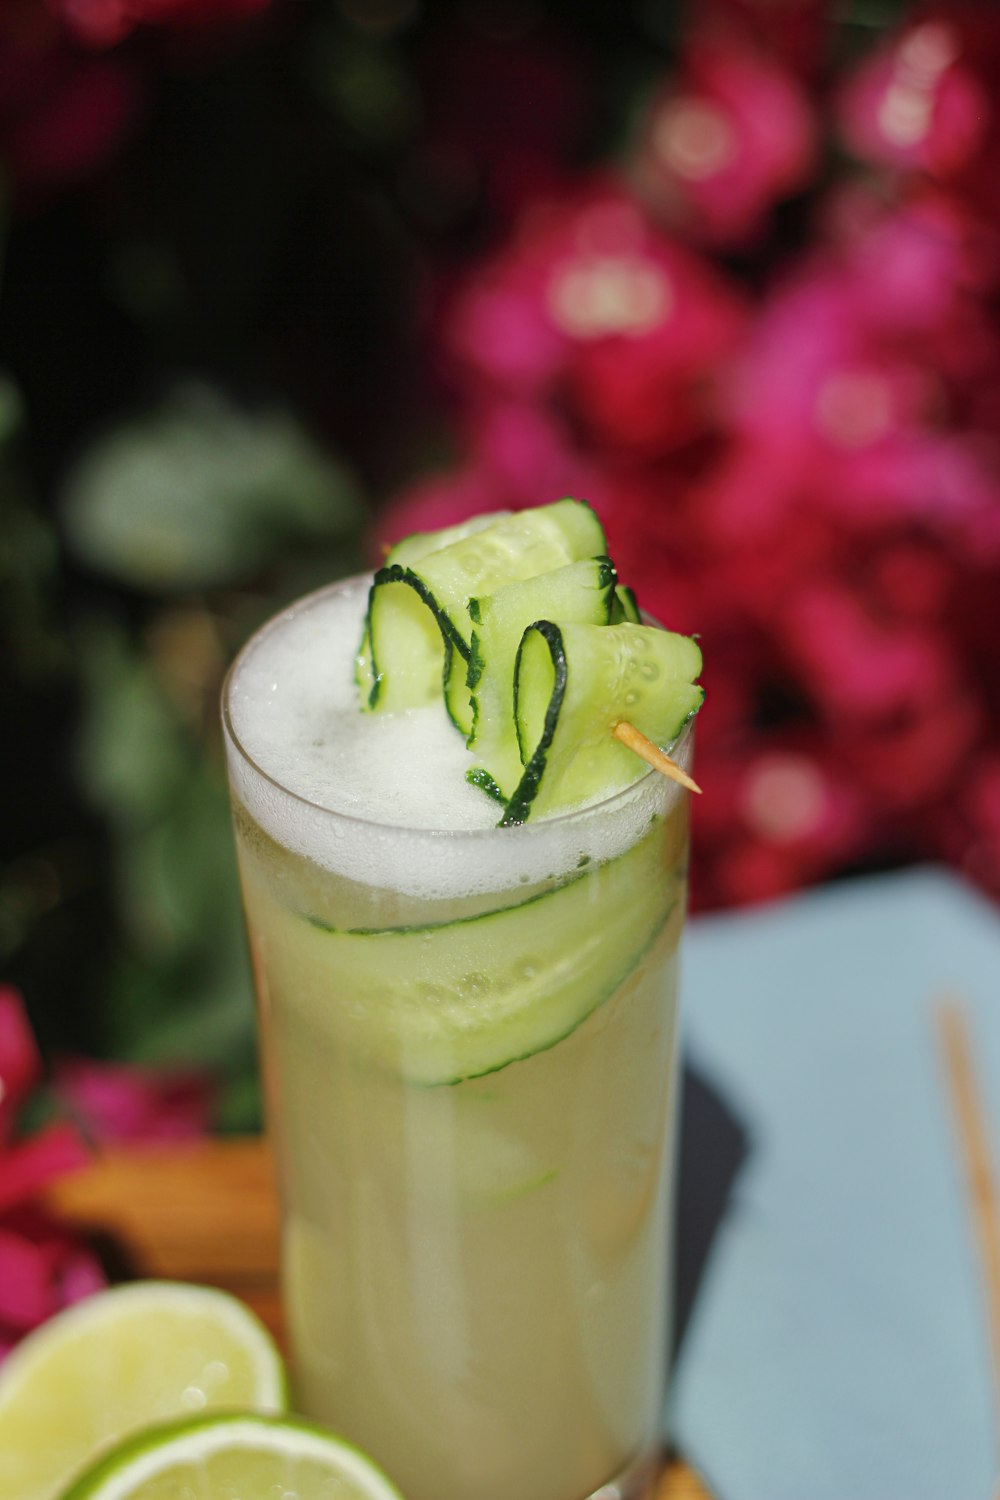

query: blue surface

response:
[670,867,1000,1500]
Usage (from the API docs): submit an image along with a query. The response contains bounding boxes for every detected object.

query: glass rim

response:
[221,574,695,846]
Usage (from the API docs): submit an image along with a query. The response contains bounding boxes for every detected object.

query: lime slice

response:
[0,1282,286,1500]
[60,1413,404,1500]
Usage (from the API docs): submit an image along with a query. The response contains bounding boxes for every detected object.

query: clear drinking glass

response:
[222,578,692,1500]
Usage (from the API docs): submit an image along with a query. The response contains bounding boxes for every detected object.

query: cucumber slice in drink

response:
[355,511,510,708]
[610,585,641,624]
[387,509,511,568]
[362,499,606,726]
[466,556,617,802]
[262,828,671,1086]
[504,621,703,825]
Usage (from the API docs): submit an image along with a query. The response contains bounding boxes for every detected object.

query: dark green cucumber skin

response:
[504,620,567,828]
[465,629,485,745]
[363,499,607,723]
[502,620,703,827]
[612,586,641,625]
[445,647,475,734]
[306,864,587,939]
[465,766,507,806]
[366,563,470,712]
[466,610,486,690]
[465,555,616,795]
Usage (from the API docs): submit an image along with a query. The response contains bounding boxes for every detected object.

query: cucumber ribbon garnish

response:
[356,499,704,822]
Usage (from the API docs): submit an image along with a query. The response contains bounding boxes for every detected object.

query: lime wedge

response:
[0,1282,286,1500]
[59,1413,404,1500]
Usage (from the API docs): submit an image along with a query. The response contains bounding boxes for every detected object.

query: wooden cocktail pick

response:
[613,721,702,795]
[935,999,1000,1500]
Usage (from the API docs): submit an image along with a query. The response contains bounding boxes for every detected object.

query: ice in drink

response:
[224,576,692,1500]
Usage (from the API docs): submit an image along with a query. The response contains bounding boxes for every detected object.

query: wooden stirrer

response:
[936,999,1000,1499]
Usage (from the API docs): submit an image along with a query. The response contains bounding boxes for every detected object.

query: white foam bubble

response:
[224,577,687,899]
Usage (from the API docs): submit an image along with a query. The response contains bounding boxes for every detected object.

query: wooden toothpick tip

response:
[613,721,701,794]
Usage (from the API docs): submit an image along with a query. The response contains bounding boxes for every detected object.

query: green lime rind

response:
[265,826,673,1086]
[503,620,703,826]
[0,1282,288,1500]
[466,555,616,802]
[361,499,606,728]
[58,1412,404,1500]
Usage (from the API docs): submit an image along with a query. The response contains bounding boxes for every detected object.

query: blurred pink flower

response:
[936,756,1000,900]
[50,0,271,49]
[824,189,1000,347]
[443,247,564,395]
[380,11,1000,910]
[0,4,141,192]
[725,265,932,454]
[0,983,41,1137]
[0,1122,92,1215]
[445,179,747,454]
[871,540,951,623]
[836,18,989,178]
[0,988,91,1207]
[0,1214,104,1333]
[848,682,980,815]
[632,41,817,247]
[693,738,871,907]
[695,0,831,78]
[718,235,1000,548]
[55,1057,213,1144]
[0,988,105,1357]
[462,402,604,510]
[781,581,954,722]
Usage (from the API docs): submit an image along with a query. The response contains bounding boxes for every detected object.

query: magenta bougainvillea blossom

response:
[0,0,269,195]
[0,987,214,1358]
[631,38,817,249]
[836,18,988,178]
[0,987,104,1360]
[377,7,1000,911]
[55,1058,213,1144]
[443,179,748,454]
[0,3,141,191]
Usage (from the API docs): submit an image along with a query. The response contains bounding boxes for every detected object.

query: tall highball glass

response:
[222,578,693,1500]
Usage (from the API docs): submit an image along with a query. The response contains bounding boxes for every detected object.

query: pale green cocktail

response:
[223,575,692,1500]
